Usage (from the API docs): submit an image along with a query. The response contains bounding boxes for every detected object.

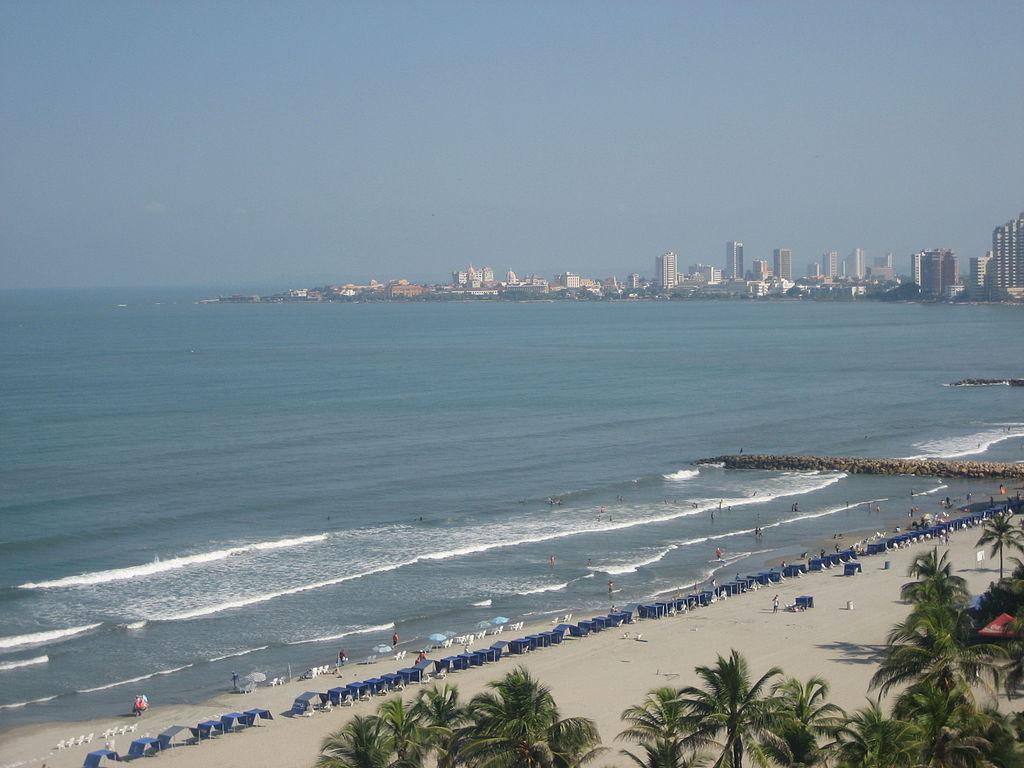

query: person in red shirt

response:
[392,631,399,648]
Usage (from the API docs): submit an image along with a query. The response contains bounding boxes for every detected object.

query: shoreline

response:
[2,486,1015,768]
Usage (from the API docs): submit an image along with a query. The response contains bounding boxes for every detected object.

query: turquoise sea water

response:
[1,292,1022,726]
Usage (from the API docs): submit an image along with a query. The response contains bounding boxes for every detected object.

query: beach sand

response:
[0,506,1009,768]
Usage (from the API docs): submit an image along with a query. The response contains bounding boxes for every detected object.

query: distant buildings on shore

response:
[212,211,1024,304]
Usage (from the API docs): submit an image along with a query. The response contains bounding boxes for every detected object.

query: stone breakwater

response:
[948,378,1024,387]
[696,454,1024,480]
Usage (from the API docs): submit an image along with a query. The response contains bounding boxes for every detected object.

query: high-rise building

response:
[807,262,822,278]
[821,251,839,278]
[970,253,991,288]
[991,213,1024,294]
[725,241,744,280]
[628,272,641,290]
[656,251,678,290]
[482,267,495,283]
[913,249,959,296]
[751,259,771,280]
[772,248,793,281]
[847,248,866,279]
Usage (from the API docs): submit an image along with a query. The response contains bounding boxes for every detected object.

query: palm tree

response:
[762,676,844,768]
[894,684,991,768]
[977,511,1024,581]
[901,548,969,608]
[462,666,603,768]
[376,697,431,768]
[676,649,783,768]
[413,684,467,768]
[318,714,394,768]
[618,687,698,768]
[870,602,1004,698]
[833,700,914,768]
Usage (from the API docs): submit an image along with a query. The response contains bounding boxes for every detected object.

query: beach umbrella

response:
[427,633,448,643]
[476,620,492,629]
[372,644,392,654]
[491,616,510,625]
[243,672,266,684]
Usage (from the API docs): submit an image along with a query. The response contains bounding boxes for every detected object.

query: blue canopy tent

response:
[489,640,509,657]
[782,564,807,577]
[478,646,501,661]
[398,667,422,684]
[605,612,626,627]
[289,691,321,717]
[220,712,245,732]
[467,650,486,665]
[698,591,714,606]
[577,619,598,632]
[383,672,404,689]
[346,681,371,700]
[188,720,224,739]
[126,737,161,758]
[553,624,575,637]
[542,629,564,644]
[242,708,273,726]
[592,616,609,630]
[809,558,825,571]
[326,687,349,705]
[618,604,638,622]
[365,677,386,695]
[826,553,843,566]
[508,638,531,654]
[844,562,863,576]
[83,749,120,767]
[866,542,886,555]
[567,623,589,638]
[795,595,814,609]
[528,633,551,648]
[157,726,189,750]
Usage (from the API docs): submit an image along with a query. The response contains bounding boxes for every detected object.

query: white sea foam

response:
[159,472,847,622]
[0,655,48,672]
[651,551,758,596]
[663,468,699,481]
[0,694,58,710]
[77,663,194,693]
[905,425,1024,460]
[0,623,102,651]
[284,623,395,646]
[917,485,948,495]
[517,582,570,595]
[597,545,678,575]
[121,621,147,631]
[18,533,329,589]
[471,599,492,607]
[207,645,270,662]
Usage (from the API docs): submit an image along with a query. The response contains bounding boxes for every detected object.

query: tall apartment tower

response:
[656,251,678,290]
[725,241,744,280]
[970,252,992,288]
[847,248,866,279]
[913,249,959,295]
[772,248,793,281]
[991,213,1024,294]
[821,251,839,278]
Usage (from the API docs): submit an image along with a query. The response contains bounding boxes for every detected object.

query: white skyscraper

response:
[847,248,866,279]
[725,241,744,280]
[656,251,678,290]
[821,251,839,278]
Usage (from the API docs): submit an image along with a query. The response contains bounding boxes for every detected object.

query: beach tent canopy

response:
[157,726,189,749]
[979,613,1019,638]
[83,749,120,768]
[243,708,273,724]
[127,737,161,758]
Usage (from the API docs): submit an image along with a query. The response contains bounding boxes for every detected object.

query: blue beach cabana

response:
[619,604,638,622]
[383,672,404,689]
[782,564,806,578]
[189,720,225,739]
[126,737,161,758]
[346,681,371,700]
[507,638,532,654]
[289,691,321,717]
[567,623,590,638]
[242,708,273,725]
[490,640,509,656]
[157,726,188,750]
[83,749,121,768]
[844,562,863,576]
[795,595,814,609]
[220,712,245,732]
[327,687,349,705]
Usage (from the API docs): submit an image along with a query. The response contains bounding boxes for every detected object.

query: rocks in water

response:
[948,378,1024,387]
[695,454,1024,480]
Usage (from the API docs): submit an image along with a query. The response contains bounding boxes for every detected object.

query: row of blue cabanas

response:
[289,504,1010,720]
[83,709,275,765]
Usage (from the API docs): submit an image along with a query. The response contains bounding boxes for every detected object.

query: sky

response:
[1,1,1021,289]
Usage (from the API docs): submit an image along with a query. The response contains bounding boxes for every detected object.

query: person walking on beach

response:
[392,631,400,648]
[338,648,348,667]
[772,594,779,613]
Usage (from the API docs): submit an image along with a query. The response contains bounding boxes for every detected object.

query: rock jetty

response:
[948,378,1024,387]
[696,454,1024,480]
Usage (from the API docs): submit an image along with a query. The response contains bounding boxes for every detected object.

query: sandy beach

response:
[1,496,1012,768]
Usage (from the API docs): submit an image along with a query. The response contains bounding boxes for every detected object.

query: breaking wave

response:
[207,646,270,662]
[664,468,699,481]
[18,534,329,589]
[284,623,395,646]
[905,425,1024,460]
[0,656,49,672]
[0,623,102,651]
[78,664,194,693]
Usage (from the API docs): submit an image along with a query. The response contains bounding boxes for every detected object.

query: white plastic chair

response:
[85,733,94,744]
[55,741,66,751]
[128,724,137,734]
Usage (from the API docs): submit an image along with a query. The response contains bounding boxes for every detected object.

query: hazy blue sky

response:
[1,1,1021,288]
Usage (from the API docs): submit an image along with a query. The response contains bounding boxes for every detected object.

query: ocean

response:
[1,291,1022,726]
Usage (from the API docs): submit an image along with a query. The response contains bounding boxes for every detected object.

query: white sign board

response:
[977,550,986,563]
